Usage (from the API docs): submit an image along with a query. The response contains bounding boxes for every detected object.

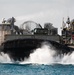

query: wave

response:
[20,44,74,65]
[0,52,12,63]
[0,43,74,65]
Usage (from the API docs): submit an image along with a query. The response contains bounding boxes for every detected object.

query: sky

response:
[0,0,74,34]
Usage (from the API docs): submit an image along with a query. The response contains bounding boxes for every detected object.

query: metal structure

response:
[61,17,74,45]
[21,21,42,30]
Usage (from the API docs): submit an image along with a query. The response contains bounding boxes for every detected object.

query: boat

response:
[0,17,74,61]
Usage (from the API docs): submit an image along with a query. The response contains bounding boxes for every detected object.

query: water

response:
[0,63,74,75]
[0,44,74,75]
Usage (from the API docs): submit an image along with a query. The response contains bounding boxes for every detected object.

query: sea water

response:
[0,63,74,75]
[0,44,74,75]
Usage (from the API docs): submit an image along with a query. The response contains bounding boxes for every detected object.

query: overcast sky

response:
[0,0,74,34]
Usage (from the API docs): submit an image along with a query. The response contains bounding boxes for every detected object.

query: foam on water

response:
[20,45,56,64]
[20,44,74,65]
[0,43,74,65]
[0,52,12,63]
